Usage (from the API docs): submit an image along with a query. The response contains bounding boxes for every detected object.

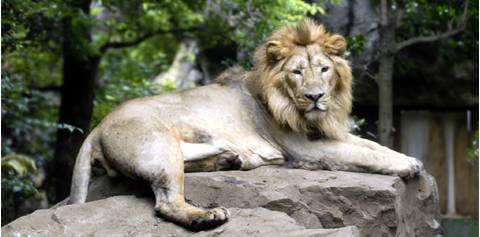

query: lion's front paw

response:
[387,156,424,178]
[190,207,230,231]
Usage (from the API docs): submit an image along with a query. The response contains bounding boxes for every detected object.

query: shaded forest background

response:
[1,0,478,225]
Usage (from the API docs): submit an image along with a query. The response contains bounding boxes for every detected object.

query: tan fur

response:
[69,19,423,231]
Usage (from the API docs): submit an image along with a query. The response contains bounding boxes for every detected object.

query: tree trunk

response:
[377,0,396,148]
[377,52,395,148]
[51,0,99,202]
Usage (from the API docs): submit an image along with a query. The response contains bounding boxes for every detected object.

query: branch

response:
[31,85,62,92]
[99,27,199,53]
[364,67,378,82]
[363,53,380,83]
[395,1,469,51]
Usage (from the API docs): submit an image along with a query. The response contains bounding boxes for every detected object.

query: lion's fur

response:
[68,19,423,231]
[244,19,353,140]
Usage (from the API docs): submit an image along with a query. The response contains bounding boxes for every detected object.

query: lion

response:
[68,19,423,230]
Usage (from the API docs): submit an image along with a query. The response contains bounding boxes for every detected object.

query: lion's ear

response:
[266,40,290,63]
[324,34,347,57]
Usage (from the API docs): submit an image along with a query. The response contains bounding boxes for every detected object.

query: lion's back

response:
[96,82,261,139]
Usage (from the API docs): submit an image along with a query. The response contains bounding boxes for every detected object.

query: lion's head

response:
[250,19,352,140]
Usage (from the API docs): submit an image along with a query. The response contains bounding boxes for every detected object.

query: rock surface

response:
[2,195,359,237]
[185,167,441,237]
[3,166,440,237]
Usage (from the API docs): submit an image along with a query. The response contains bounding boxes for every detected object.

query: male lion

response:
[69,20,423,230]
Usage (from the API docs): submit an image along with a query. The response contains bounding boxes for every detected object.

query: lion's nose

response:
[305,92,324,101]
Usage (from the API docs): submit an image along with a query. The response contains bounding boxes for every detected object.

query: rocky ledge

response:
[2,166,441,237]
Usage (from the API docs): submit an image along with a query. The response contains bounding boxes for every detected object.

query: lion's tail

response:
[68,130,97,204]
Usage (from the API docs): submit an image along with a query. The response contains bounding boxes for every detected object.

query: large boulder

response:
[3,166,440,237]
[187,167,441,236]
[2,195,358,237]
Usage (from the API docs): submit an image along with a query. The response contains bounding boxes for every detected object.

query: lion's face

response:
[252,19,353,140]
[282,44,335,121]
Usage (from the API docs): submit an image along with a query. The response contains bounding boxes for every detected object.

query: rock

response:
[2,195,359,237]
[3,166,440,237]
[316,0,380,67]
[153,39,206,91]
[184,167,441,237]
[86,166,440,236]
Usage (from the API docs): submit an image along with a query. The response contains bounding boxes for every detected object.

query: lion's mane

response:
[248,19,353,140]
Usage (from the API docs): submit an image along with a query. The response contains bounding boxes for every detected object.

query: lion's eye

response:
[321,66,329,73]
[292,69,302,75]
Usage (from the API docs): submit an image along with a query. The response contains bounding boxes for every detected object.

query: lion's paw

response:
[386,156,424,179]
[190,207,230,231]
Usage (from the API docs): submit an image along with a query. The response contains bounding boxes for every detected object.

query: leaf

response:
[1,154,37,177]
[57,123,84,134]
[90,6,102,17]
[160,79,177,92]
[317,7,326,15]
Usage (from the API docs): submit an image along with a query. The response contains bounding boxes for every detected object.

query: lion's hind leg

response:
[136,132,229,230]
[102,122,229,230]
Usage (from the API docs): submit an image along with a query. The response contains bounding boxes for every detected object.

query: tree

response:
[49,0,211,201]
[53,0,99,201]
[375,0,471,147]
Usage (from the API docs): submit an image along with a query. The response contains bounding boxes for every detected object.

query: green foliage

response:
[466,129,479,162]
[3,0,325,134]
[346,35,366,57]
[1,155,38,197]
[88,1,202,126]
[91,36,174,126]
[91,0,323,124]
[88,0,205,54]
[2,0,64,162]
[1,66,59,160]
[1,154,37,177]
[350,115,366,135]
[2,171,38,197]
[396,0,478,66]
[201,0,324,66]
[159,79,178,92]
[399,0,477,46]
